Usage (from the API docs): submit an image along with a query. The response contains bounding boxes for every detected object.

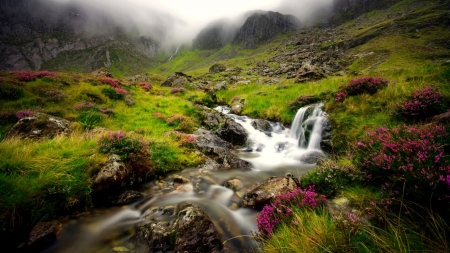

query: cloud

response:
[276,0,335,24]
[47,0,335,46]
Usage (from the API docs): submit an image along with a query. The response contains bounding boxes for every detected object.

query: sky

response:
[51,0,335,45]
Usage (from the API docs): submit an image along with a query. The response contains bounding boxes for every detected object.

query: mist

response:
[276,0,335,25]
[48,0,336,47]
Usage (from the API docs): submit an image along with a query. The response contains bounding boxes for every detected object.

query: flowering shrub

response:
[0,84,24,100]
[231,96,241,104]
[39,89,67,102]
[14,71,57,82]
[332,212,362,237]
[166,115,186,126]
[102,87,125,100]
[140,82,152,92]
[257,187,326,236]
[301,160,359,198]
[336,77,388,102]
[354,124,450,210]
[16,109,36,119]
[98,131,151,169]
[176,132,196,148]
[170,87,186,94]
[99,77,120,88]
[395,86,445,121]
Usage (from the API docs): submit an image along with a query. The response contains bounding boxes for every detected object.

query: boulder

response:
[6,113,70,139]
[428,111,450,125]
[160,72,191,87]
[28,220,62,251]
[251,119,273,132]
[92,154,132,193]
[230,102,244,114]
[173,174,190,184]
[217,119,248,147]
[194,128,250,169]
[223,179,244,192]
[174,204,222,253]
[294,63,325,83]
[214,81,227,91]
[299,150,325,164]
[200,107,226,130]
[139,205,178,252]
[242,177,298,209]
[209,63,227,73]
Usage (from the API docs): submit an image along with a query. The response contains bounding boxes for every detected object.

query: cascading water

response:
[44,104,328,253]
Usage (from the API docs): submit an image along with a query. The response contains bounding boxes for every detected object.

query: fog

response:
[49,0,335,46]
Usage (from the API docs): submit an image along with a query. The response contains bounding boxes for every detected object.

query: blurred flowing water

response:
[43,104,327,253]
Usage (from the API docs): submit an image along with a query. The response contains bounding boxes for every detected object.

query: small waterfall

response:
[291,103,327,150]
[168,44,181,61]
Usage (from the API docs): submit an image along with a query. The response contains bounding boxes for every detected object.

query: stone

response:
[299,150,325,164]
[173,174,190,184]
[251,119,273,132]
[6,113,71,140]
[214,81,227,91]
[217,119,248,147]
[201,107,226,130]
[230,102,244,114]
[110,190,145,205]
[160,72,191,87]
[223,179,244,192]
[174,204,222,252]
[28,220,62,250]
[242,177,298,209]
[294,63,325,83]
[194,128,250,169]
[209,63,227,73]
[92,154,132,193]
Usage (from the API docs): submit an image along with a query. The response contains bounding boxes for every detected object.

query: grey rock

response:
[230,102,244,114]
[161,72,191,87]
[223,179,244,192]
[6,113,70,140]
[217,119,248,147]
[242,177,298,209]
[92,154,134,193]
[294,63,325,83]
[214,81,227,91]
[209,63,227,73]
[28,220,62,250]
[200,107,226,129]
[251,119,273,132]
[174,204,222,253]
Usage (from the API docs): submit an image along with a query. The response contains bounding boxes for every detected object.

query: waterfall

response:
[291,103,327,150]
[168,44,181,61]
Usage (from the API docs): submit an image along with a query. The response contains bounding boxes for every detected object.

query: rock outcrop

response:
[160,72,192,87]
[209,63,227,73]
[92,154,132,193]
[234,11,301,48]
[216,119,248,147]
[193,19,237,50]
[294,63,326,83]
[6,113,70,139]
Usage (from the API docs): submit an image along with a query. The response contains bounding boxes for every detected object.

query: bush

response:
[257,187,326,236]
[102,87,124,100]
[354,124,450,211]
[395,86,445,121]
[0,84,24,100]
[77,111,103,130]
[0,112,18,125]
[39,89,67,102]
[98,131,151,172]
[301,160,359,198]
[140,82,152,92]
[336,77,388,102]
[170,87,186,94]
[13,71,57,82]
[15,109,36,119]
[99,77,120,87]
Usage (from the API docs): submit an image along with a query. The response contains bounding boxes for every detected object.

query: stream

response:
[43,103,328,253]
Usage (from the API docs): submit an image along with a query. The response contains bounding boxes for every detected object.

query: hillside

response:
[1,0,450,252]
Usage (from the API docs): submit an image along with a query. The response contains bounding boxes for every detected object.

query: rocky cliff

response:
[233,11,301,49]
[0,0,159,73]
[331,0,403,24]
[193,19,238,50]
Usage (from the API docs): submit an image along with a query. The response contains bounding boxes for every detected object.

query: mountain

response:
[233,11,301,48]
[0,0,161,74]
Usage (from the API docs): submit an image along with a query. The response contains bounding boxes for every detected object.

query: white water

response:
[168,44,181,61]
[44,104,328,253]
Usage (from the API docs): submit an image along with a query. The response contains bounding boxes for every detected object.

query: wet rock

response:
[139,206,177,252]
[217,119,248,147]
[174,204,222,253]
[160,72,191,87]
[199,106,226,130]
[223,179,244,192]
[110,190,145,205]
[289,95,321,111]
[320,120,333,153]
[251,119,273,132]
[194,128,250,169]
[209,63,227,73]
[230,102,244,114]
[6,113,70,139]
[92,154,132,193]
[294,63,325,83]
[173,174,190,184]
[28,220,62,250]
[242,177,297,209]
[197,157,222,171]
[299,150,325,164]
